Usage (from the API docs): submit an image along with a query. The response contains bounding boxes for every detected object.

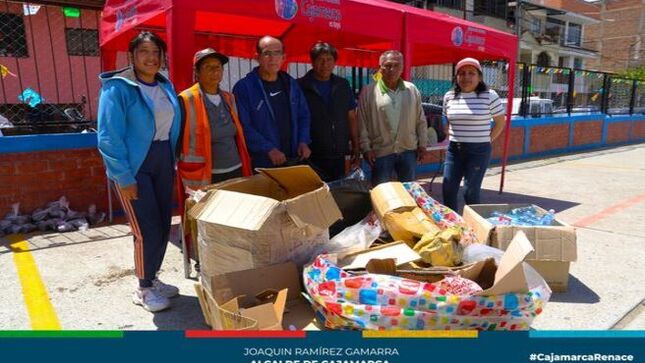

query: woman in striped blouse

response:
[441,57,506,212]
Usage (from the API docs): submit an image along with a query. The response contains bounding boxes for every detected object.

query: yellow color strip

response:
[9,235,61,330]
[363,330,478,338]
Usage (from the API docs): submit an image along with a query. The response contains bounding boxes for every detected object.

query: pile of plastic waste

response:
[486,206,556,226]
[0,197,105,237]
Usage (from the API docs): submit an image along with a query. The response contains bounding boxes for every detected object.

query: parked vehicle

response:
[421,102,446,142]
[501,97,554,117]
[554,105,602,114]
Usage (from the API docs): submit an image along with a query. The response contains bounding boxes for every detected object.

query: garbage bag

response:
[31,208,49,222]
[328,168,372,237]
[310,213,382,259]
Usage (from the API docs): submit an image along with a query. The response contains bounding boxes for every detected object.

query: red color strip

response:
[574,193,645,227]
[185,330,307,338]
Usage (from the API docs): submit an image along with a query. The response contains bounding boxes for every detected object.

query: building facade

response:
[0,1,102,129]
[580,0,645,72]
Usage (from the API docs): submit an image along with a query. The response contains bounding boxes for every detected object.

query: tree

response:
[618,65,645,81]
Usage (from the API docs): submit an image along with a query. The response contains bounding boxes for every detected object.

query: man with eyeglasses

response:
[358,50,428,186]
[233,35,311,169]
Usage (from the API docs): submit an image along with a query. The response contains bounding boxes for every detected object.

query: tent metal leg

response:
[180,223,192,279]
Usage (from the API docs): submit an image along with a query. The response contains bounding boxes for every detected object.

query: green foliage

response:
[618,65,645,81]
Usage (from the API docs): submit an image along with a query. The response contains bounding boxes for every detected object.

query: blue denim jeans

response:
[442,141,492,212]
[371,150,417,186]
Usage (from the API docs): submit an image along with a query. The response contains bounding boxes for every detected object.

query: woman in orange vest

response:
[178,48,252,191]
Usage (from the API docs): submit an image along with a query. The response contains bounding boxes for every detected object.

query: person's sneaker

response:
[152,278,179,298]
[132,287,170,312]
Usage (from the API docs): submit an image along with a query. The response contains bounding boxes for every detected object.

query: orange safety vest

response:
[177,83,252,190]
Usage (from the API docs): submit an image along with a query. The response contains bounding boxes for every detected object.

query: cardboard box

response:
[370,182,441,246]
[370,182,417,222]
[190,165,342,281]
[462,204,577,292]
[197,262,316,330]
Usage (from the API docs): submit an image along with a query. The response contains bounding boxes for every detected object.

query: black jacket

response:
[298,71,355,159]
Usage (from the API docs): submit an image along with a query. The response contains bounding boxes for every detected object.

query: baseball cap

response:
[193,48,229,68]
[455,57,482,73]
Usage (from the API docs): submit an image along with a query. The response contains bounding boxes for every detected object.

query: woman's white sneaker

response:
[152,278,179,298]
[132,287,170,312]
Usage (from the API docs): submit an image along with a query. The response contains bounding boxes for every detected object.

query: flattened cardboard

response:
[337,241,421,270]
[285,188,344,230]
[370,182,417,221]
[477,230,533,295]
[462,204,577,262]
[257,165,325,199]
[195,190,278,231]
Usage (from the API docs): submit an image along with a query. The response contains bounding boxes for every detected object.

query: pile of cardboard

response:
[189,166,342,330]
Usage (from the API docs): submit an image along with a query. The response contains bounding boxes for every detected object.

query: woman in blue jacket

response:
[97,31,181,313]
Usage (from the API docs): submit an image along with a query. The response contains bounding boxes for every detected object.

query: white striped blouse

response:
[443,89,505,143]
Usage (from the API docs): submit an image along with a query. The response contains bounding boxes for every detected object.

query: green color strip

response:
[0,330,123,338]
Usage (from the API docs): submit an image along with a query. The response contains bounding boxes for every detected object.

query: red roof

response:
[101,0,516,68]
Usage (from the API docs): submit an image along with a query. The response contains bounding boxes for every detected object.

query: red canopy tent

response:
[100,0,517,192]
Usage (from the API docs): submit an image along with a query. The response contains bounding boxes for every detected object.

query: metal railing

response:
[410,61,645,118]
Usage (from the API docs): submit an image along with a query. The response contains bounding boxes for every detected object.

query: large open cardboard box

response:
[463,204,577,292]
[190,165,342,286]
[196,262,316,330]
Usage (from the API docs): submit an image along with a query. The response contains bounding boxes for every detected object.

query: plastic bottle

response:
[541,209,556,226]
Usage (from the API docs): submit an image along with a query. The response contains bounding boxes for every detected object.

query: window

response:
[0,13,28,57]
[573,57,583,69]
[527,16,542,34]
[428,0,464,10]
[544,18,564,44]
[566,23,582,47]
[474,0,507,19]
[65,28,99,56]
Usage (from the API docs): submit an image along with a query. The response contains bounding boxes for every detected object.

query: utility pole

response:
[515,0,522,44]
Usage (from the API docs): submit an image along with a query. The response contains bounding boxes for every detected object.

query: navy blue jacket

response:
[233,67,311,168]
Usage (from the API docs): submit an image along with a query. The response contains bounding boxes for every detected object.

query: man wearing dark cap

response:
[177,48,252,191]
